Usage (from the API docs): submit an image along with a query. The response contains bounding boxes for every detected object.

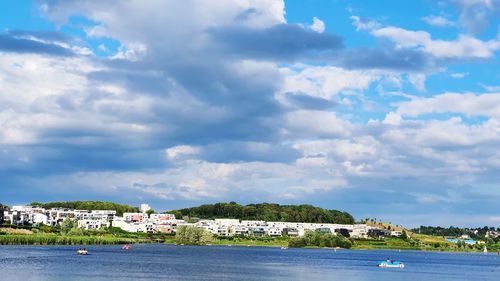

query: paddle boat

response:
[77,249,89,255]
[378,259,404,268]
[121,245,132,250]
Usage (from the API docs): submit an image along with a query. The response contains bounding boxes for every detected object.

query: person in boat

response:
[386,258,392,263]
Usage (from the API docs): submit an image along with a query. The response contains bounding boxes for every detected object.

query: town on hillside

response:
[1,203,498,244]
[1,203,396,239]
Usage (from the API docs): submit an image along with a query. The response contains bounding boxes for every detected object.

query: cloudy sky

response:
[1,0,500,227]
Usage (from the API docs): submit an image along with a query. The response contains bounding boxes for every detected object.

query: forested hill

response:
[170,202,355,224]
[30,201,139,215]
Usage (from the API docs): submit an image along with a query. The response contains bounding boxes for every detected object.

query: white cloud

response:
[165,145,200,160]
[396,92,500,117]
[422,15,455,27]
[451,0,500,34]
[481,84,500,92]
[408,73,426,91]
[350,15,380,31]
[284,110,352,137]
[373,26,500,59]
[383,112,402,125]
[450,72,468,78]
[28,156,349,201]
[279,65,379,100]
[310,17,325,33]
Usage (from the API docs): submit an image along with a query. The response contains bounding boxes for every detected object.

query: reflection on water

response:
[0,244,499,281]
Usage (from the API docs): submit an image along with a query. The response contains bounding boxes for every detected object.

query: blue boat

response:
[378,260,405,268]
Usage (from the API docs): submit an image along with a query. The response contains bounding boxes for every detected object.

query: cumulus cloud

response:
[1,0,499,225]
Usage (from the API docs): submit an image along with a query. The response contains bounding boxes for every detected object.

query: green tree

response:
[170,202,354,224]
[30,201,139,216]
[288,237,306,248]
[175,226,214,245]
[400,230,408,240]
[289,230,352,249]
[146,209,155,217]
[60,218,77,235]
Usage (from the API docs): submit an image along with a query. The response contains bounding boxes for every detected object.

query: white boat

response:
[77,249,89,255]
[281,247,288,250]
[378,260,404,268]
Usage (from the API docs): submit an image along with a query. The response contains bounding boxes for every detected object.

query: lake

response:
[0,244,499,280]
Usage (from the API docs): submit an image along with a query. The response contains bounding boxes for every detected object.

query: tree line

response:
[30,201,139,216]
[170,202,355,224]
[413,225,500,242]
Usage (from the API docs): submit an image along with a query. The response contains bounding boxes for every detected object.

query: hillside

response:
[30,201,139,215]
[169,202,355,224]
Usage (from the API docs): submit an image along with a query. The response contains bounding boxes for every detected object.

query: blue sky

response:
[1,0,500,227]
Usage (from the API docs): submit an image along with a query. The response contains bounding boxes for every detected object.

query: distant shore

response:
[2,233,498,253]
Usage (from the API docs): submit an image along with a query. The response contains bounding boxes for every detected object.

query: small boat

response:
[281,246,288,250]
[77,249,89,255]
[121,245,132,250]
[378,260,404,268]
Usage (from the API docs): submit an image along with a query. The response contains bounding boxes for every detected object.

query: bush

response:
[175,226,214,245]
[288,230,352,249]
[39,225,57,233]
[288,237,306,248]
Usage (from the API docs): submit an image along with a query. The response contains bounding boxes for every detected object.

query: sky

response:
[0,0,500,227]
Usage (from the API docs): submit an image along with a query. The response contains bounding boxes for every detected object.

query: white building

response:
[150,213,176,224]
[123,213,146,222]
[78,219,109,230]
[140,204,152,214]
[112,217,158,233]
[267,227,282,237]
[231,224,248,236]
[391,230,403,237]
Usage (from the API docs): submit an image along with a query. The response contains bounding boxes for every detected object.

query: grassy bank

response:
[210,237,289,247]
[1,233,497,252]
[0,226,169,245]
[0,234,138,245]
[1,224,497,252]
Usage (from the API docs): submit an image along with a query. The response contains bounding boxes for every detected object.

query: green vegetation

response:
[352,238,422,250]
[30,201,139,215]
[288,230,352,249]
[212,236,289,247]
[0,234,136,245]
[174,225,214,245]
[412,226,500,243]
[0,223,170,245]
[171,202,354,224]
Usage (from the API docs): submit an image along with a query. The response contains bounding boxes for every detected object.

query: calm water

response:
[0,244,499,280]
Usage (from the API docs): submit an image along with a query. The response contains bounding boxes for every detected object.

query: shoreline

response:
[1,241,498,255]
[1,235,497,254]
